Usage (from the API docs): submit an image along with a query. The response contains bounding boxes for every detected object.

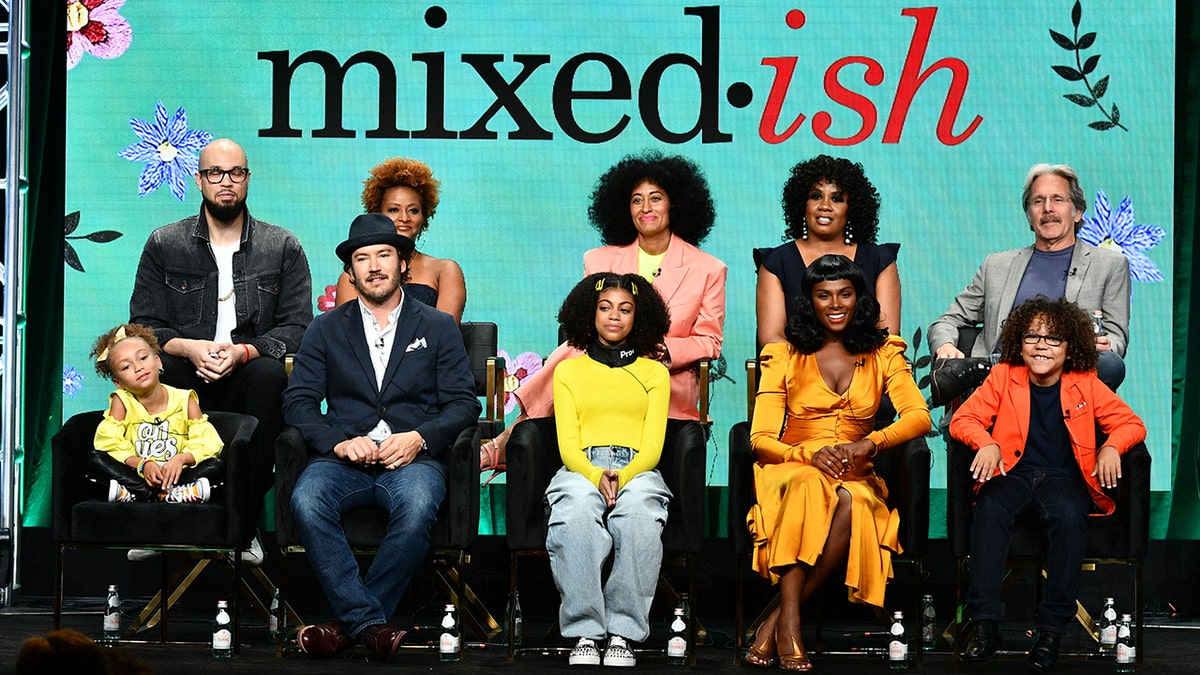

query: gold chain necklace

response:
[219,287,235,302]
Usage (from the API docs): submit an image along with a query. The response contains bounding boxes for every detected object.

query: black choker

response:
[589,337,638,368]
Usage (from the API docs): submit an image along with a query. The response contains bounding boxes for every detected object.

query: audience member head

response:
[999,296,1097,376]
[91,323,161,383]
[781,155,880,244]
[336,213,416,300]
[194,139,250,224]
[785,254,887,354]
[558,272,670,359]
[1022,163,1086,237]
[16,629,109,674]
[588,151,715,247]
[361,157,441,241]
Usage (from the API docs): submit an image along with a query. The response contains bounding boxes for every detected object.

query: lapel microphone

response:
[375,336,385,349]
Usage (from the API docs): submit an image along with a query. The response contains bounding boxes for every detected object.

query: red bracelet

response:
[242,343,251,362]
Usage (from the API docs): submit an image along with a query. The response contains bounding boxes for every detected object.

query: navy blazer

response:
[282,295,481,471]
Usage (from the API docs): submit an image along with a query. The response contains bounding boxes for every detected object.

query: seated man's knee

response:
[1096,350,1126,391]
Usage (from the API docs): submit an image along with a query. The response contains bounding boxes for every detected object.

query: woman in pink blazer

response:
[480,152,727,480]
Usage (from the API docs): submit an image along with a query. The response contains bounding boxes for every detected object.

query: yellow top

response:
[94,385,223,465]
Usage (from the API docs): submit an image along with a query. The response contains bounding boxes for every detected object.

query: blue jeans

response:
[292,459,445,638]
[967,466,1092,633]
[545,448,671,642]
[1096,350,1126,391]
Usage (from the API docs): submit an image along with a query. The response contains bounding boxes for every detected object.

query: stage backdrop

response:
[54,0,1174,535]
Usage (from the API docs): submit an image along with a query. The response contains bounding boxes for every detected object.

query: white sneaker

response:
[603,635,636,667]
[127,548,160,562]
[163,477,210,504]
[569,637,602,666]
[108,480,135,503]
[229,533,264,568]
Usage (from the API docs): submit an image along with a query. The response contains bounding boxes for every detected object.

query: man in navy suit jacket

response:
[283,213,480,661]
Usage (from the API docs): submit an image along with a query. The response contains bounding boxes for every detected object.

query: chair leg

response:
[53,545,65,629]
[1135,560,1143,669]
[507,552,519,663]
[688,553,697,667]
[913,559,924,667]
[734,556,744,665]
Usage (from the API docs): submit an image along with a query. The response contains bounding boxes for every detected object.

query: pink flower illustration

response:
[498,350,544,413]
[317,285,338,312]
[66,0,132,70]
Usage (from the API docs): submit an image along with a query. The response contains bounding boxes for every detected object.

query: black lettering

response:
[553,53,632,143]
[411,52,456,139]
[258,50,407,139]
[460,54,553,140]
[638,6,731,144]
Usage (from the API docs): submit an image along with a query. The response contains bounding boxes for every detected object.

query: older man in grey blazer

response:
[928,163,1130,400]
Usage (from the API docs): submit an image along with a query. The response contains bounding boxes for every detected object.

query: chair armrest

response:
[945,437,976,558]
[659,420,707,554]
[273,426,308,547]
[439,424,481,550]
[727,421,755,554]
[52,411,106,542]
[505,418,562,550]
[1119,442,1151,558]
[207,411,261,546]
[875,435,931,558]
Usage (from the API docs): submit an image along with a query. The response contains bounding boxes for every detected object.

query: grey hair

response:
[1022,163,1087,216]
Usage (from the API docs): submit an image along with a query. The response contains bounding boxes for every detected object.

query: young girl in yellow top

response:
[546,272,672,668]
[87,324,224,503]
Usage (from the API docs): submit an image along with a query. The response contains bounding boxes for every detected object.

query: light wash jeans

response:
[292,459,445,638]
[545,446,671,642]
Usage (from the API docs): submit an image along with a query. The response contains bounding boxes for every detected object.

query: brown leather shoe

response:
[297,622,351,658]
[360,624,408,662]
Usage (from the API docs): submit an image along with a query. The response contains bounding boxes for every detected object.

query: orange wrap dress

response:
[746,337,931,608]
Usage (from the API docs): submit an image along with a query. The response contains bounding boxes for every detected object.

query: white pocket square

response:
[405,337,427,353]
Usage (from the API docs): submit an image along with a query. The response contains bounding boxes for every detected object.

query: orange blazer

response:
[949,363,1146,515]
[515,233,727,421]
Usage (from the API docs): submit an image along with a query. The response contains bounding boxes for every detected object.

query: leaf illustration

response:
[64,241,84,272]
[1077,32,1097,49]
[1053,65,1084,81]
[1082,54,1101,75]
[915,355,931,369]
[1064,93,1096,107]
[1049,29,1075,50]
[64,211,80,236]
[912,327,923,348]
[1089,120,1116,131]
[1111,104,1120,124]
[84,230,123,243]
[918,375,930,389]
[1093,76,1109,99]
[1072,0,1082,28]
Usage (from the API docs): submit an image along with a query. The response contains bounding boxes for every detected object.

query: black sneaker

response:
[930,357,992,407]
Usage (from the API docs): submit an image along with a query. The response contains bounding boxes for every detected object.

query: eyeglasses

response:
[1021,332,1064,347]
[198,167,250,184]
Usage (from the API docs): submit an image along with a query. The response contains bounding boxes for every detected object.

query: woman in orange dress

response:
[745,254,930,671]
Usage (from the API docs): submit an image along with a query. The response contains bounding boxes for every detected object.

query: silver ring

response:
[841,458,849,464]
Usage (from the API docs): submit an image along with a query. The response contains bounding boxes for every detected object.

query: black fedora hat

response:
[336,213,415,264]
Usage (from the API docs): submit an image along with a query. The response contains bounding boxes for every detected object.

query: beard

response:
[353,272,403,305]
[203,195,246,224]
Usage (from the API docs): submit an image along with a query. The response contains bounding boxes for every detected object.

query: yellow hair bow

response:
[96,325,128,363]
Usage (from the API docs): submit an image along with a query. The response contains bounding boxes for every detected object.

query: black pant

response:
[86,451,226,502]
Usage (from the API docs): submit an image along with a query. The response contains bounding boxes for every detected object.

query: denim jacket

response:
[130,210,313,360]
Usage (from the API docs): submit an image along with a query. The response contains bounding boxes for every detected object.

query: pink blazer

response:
[514,233,727,421]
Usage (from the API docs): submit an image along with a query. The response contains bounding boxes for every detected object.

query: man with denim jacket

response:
[130,139,312,560]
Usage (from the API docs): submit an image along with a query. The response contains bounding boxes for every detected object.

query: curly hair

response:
[998,296,1098,372]
[558,272,671,360]
[587,151,716,247]
[360,157,441,236]
[90,323,160,380]
[780,154,881,244]
[785,254,887,355]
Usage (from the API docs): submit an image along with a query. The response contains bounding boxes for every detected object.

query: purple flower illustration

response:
[63,365,85,398]
[498,350,544,413]
[1079,190,1165,282]
[118,102,213,201]
[66,0,132,70]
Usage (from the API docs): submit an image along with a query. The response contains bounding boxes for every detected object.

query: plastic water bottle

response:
[439,604,460,662]
[921,594,936,648]
[1115,613,1136,673]
[667,606,689,666]
[506,589,523,647]
[888,610,909,669]
[1092,309,1107,336]
[268,588,282,640]
[102,584,121,646]
[1098,597,1117,652]
[212,600,233,658]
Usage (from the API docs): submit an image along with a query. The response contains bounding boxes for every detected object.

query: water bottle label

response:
[889,641,907,660]
[440,633,459,653]
[104,613,120,631]
[1116,644,1135,663]
[923,625,935,641]
[269,614,279,633]
[668,636,687,657]
[1100,625,1118,644]
[213,629,232,650]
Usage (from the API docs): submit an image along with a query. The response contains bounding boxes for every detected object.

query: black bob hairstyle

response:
[785,254,887,354]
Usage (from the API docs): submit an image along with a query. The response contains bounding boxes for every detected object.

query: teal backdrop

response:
[35,1,1187,539]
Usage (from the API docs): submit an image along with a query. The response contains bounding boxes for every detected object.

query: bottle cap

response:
[445,603,455,611]
[894,611,904,618]
[922,594,933,601]
[675,607,685,615]
[1121,613,1132,620]
[217,600,228,608]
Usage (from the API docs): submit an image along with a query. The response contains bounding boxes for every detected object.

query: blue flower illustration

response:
[118,102,213,201]
[1078,190,1165,282]
[63,365,85,398]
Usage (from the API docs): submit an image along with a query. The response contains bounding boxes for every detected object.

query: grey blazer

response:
[928,242,1130,358]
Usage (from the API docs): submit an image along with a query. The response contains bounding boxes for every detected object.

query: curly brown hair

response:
[360,157,441,235]
[558,273,671,360]
[90,323,160,380]
[998,297,1098,373]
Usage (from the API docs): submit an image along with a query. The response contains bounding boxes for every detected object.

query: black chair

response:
[52,410,261,651]
[273,422,481,657]
[504,416,707,663]
[460,321,506,443]
[727,360,931,665]
[946,437,1151,668]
